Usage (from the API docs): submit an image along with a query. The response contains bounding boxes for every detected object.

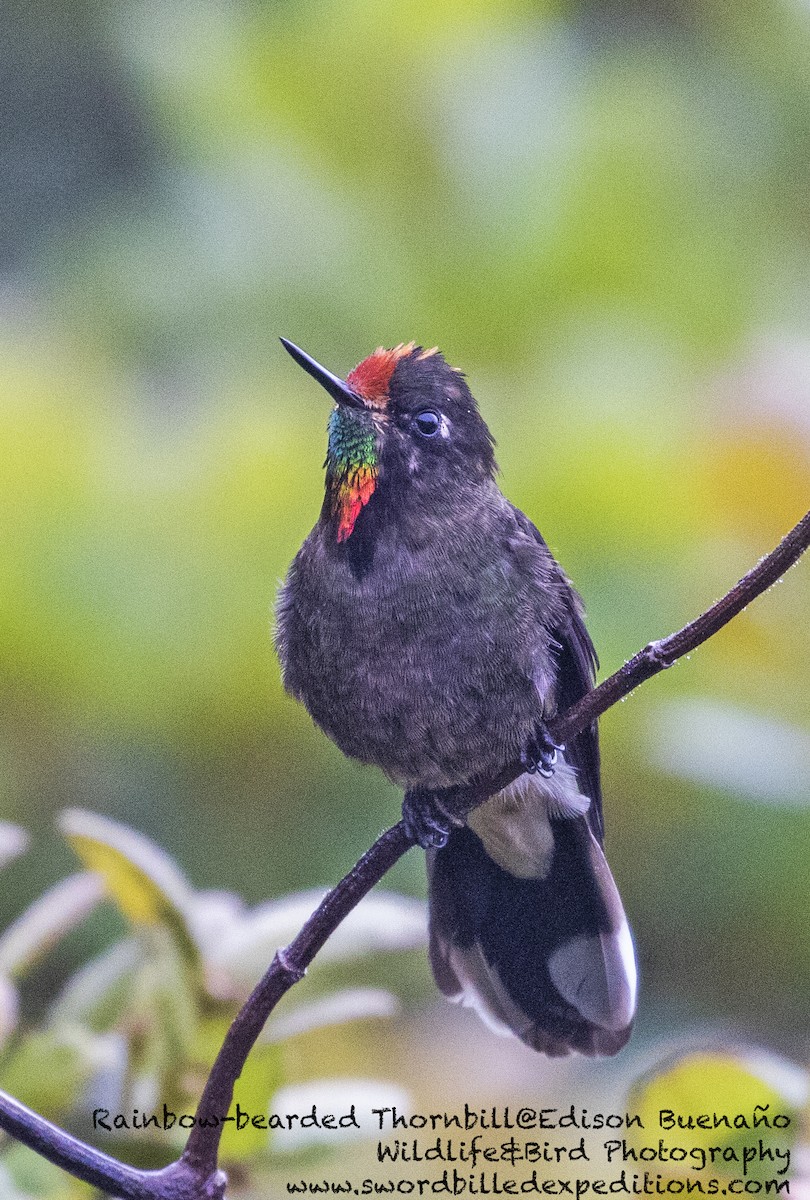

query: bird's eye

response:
[412,409,441,437]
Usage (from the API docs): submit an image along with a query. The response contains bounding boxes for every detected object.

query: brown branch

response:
[552,507,810,747]
[0,1086,225,1200]
[181,823,413,1177]
[0,507,807,1195]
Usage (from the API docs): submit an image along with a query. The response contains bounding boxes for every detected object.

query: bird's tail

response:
[427,781,637,1056]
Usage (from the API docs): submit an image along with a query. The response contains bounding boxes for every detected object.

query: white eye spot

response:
[439,415,451,438]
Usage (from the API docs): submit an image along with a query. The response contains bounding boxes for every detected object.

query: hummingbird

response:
[275,338,637,1056]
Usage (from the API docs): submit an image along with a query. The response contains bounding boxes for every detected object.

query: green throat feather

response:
[325,408,379,543]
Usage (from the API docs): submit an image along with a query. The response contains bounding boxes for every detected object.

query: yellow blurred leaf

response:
[58,810,198,965]
[629,1048,806,1185]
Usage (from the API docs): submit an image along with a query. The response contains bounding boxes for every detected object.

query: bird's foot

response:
[521,722,564,778]
[402,787,463,850]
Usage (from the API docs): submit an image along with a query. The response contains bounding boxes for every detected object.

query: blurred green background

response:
[1,0,809,1156]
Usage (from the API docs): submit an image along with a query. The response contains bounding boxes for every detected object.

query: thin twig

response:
[0,508,807,1195]
[181,507,810,1177]
[552,507,810,747]
[182,824,412,1176]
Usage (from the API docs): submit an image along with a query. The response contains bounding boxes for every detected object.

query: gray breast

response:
[277,512,561,789]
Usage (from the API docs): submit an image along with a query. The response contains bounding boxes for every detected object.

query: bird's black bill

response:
[280,338,365,409]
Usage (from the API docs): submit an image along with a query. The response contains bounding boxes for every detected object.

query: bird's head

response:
[280,338,496,544]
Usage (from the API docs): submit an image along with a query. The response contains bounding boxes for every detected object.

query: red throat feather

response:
[332,463,377,542]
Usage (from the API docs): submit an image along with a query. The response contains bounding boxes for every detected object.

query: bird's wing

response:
[509,506,604,843]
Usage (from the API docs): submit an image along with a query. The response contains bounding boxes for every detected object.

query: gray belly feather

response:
[276,523,563,790]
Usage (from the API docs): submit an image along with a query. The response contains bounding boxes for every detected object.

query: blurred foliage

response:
[630,1046,808,1190]
[0,0,809,1193]
[0,814,424,1195]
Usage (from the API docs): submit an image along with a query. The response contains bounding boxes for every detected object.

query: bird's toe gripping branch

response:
[520,722,564,778]
[402,787,466,849]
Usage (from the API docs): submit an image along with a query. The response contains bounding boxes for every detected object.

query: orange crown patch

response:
[346,342,418,408]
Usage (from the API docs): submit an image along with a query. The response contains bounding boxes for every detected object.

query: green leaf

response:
[0,1027,106,1119]
[185,1015,284,1162]
[107,925,201,1104]
[218,1044,285,1162]
[0,1161,31,1200]
[48,939,141,1030]
[2,1140,92,1198]
[58,810,199,966]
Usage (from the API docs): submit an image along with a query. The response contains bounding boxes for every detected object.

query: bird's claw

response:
[521,723,564,779]
[402,788,461,850]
